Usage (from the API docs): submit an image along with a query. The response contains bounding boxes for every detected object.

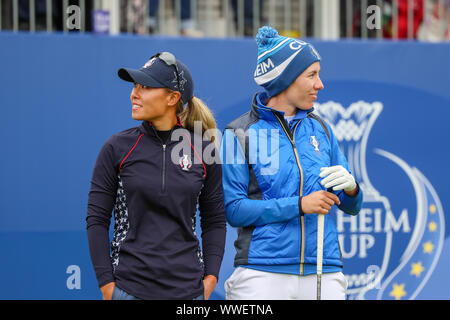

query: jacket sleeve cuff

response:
[203,254,224,280]
[298,196,304,216]
[339,182,363,215]
[97,271,115,288]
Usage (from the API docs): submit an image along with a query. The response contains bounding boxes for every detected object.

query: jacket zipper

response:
[273,112,305,275]
[162,144,166,192]
[292,122,306,276]
[150,125,174,194]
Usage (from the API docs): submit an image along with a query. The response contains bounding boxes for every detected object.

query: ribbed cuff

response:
[203,254,223,280]
[298,196,304,216]
[97,271,115,288]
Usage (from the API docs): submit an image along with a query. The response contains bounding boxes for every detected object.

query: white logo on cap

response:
[173,70,188,92]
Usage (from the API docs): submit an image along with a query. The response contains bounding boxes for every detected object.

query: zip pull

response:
[163,144,166,150]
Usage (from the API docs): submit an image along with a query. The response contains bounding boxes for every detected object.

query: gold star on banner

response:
[390,283,407,300]
[429,204,436,214]
[410,262,425,277]
[428,221,437,232]
[423,241,434,254]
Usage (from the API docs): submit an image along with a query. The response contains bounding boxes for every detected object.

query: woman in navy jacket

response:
[86,52,226,300]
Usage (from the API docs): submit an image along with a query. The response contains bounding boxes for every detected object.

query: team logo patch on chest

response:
[310,135,320,152]
[179,154,192,171]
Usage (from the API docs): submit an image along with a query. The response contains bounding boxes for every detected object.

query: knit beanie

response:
[254,26,321,97]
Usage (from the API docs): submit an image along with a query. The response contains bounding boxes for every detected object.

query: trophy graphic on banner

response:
[314,100,444,300]
[314,101,393,299]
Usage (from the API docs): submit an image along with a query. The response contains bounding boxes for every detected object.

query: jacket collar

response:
[252,91,314,122]
[139,117,184,138]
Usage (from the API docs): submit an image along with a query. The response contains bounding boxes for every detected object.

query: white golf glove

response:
[319,165,356,192]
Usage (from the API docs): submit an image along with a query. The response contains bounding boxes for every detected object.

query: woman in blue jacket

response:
[222,27,363,300]
[86,52,226,300]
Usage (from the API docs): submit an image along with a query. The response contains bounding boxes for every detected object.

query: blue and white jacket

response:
[221,92,363,276]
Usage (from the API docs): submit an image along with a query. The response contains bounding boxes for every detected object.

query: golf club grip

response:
[317,213,325,300]
[317,274,322,300]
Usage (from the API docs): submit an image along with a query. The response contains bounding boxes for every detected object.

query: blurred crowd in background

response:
[1,0,449,41]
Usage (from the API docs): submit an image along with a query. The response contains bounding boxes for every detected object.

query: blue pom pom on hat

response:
[255,26,279,46]
[254,26,321,97]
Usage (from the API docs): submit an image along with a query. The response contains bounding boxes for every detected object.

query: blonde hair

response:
[176,96,218,143]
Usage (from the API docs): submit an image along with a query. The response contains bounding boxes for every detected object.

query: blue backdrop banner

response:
[0,32,449,300]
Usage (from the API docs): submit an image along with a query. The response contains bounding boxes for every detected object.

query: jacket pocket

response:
[252,222,287,242]
[250,219,300,260]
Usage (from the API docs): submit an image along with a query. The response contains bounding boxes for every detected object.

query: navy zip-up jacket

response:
[86,121,226,300]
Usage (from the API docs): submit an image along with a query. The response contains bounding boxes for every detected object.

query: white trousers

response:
[225,267,348,300]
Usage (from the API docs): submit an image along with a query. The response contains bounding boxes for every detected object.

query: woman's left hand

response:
[203,275,218,300]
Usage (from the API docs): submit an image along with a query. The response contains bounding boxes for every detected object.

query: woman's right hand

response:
[100,282,115,300]
[301,190,340,214]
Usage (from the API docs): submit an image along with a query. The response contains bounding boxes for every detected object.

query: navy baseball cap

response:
[118,52,194,104]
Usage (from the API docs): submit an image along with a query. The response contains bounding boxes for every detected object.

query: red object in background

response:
[384,0,424,38]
